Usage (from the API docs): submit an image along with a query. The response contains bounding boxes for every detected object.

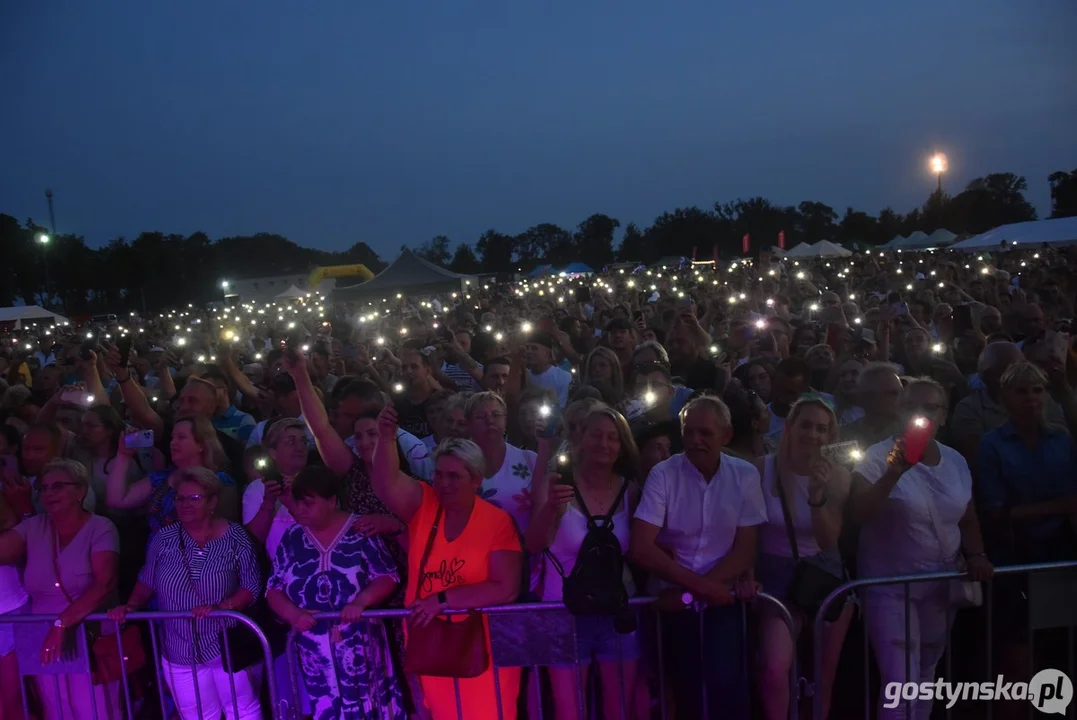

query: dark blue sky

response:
[3,1,1075,258]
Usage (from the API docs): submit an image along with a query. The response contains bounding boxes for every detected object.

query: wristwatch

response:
[53,617,65,629]
[680,592,694,608]
[436,591,448,608]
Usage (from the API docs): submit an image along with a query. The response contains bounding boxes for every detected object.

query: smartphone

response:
[59,387,96,406]
[538,404,562,438]
[890,302,909,317]
[953,305,973,337]
[254,454,282,488]
[821,441,861,468]
[79,339,97,361]
[124,430,155,450]
[574,286,592,303]
[555,452,574,486]
[903,417,935,465]
[825,325,842,349]
[116,336,133,367]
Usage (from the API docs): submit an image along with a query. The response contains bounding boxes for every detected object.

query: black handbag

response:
[775,469,848,623]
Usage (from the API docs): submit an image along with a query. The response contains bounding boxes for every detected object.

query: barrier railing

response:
[276,594,798,720]
[2,609,278,720]
[810,561,1077,720]
[2,595,797,720]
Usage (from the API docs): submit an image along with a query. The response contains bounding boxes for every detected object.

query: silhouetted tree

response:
[1049,170,1077,218]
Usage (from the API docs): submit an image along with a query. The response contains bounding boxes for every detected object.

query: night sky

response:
[3,1,1075,256]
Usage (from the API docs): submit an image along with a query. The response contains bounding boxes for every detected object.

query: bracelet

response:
[807,493,828,508]
[965,551,987,560]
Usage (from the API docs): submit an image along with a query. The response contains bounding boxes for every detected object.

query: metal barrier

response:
[811,561,1077,720]
[275,594,798,720]
[2,610,278,720]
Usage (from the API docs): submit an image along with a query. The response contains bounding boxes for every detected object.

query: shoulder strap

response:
[415,506,443,586]
[571,479,630,527]
[50,522,76,605]
[773,455,801,563]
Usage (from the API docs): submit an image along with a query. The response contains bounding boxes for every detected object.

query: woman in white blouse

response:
[754,397,853,720]
[850,378,993,720]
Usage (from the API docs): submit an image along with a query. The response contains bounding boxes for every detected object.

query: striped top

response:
[137,522,263,665]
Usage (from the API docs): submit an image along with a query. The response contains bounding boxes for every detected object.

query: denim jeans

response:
[661,603,749,719]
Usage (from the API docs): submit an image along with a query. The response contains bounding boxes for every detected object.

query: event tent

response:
[880,234,906,250]
[813,240,853,257]
[782,242,818,258]
[0,305,68,328]
[949,217,1077,251]
[559,262,595,275]
[274,285,308,299]
[528,264,555,278]
[332,248,473,300]
[926,229,958,247]
[783,241,851,258]
[892,231,931,250]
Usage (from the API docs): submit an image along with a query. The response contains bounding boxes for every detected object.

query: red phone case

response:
[903,418,935,464]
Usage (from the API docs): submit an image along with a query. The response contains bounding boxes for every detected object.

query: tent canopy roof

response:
[950,217,1077,251]
[333,248,472,299]
[274,285,308,299]
[0,305,68,325]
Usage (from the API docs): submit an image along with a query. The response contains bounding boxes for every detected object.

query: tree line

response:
[3,168,1075,314]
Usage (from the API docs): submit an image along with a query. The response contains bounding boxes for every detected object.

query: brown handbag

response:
[403,506,490,678]
[51,524,146,685]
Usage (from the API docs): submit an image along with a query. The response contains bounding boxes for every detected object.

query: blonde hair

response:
[578,404,641,480]
[174,416,226,471]
[999,362,1052,427]
[563,397,604,448]
[433,438,485,480]
[772,398,840,518]
[464,391,507,419]
[42,459,89,489]
[582,346,625,405]
[168,465,222,497]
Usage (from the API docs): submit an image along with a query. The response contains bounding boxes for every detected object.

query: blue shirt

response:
[977,422,1077,562]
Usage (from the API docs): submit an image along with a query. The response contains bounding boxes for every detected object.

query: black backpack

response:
[547,481,630,617]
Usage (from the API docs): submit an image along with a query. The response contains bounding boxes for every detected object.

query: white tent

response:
[783,242,818,258]
[813,240,853,257]
[0,305,69,328]
[950,217,1077,251]
[880,234,906,250]
[926,228,957,246]
[892,231,931,250]
[274,285,308,299]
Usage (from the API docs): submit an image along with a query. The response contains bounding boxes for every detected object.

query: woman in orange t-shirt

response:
[371,405,523,720]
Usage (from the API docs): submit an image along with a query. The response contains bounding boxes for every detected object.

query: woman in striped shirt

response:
[109,467,263,720]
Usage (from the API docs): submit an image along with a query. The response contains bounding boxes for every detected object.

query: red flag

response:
[778,230,786,250]
[741,233,750,254]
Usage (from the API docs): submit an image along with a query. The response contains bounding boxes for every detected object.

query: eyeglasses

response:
[174,494,206,504]
[35,481,80,495]
[472,411,507,424]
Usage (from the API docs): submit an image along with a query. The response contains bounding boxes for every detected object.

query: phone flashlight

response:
[539,404,551,418]
[375,337,385,346]
[643,390,657,406]
[522,322,533,334]
[755,319,767,330]
[393,383,404,394]
[709,344,720,355]
[931,343,944,353]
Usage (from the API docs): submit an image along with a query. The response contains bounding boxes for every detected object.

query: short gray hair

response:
[168,466,223,497]
[464,391,506,419]
[857,362,901,394]
[263,418,307,449]
[432,438,485,479]
[42,459,89,488]
[678,395,732,428]
[633,340,669,366]
[977,341,1021,376]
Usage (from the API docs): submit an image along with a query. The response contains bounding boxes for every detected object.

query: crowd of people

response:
[0,244,1075,720]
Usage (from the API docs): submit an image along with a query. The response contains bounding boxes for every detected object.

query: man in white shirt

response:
[525,332,572,408]
[630,395,767,720]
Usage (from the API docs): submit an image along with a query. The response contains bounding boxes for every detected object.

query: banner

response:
[742,233,750,254]
[778,230,786,250]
